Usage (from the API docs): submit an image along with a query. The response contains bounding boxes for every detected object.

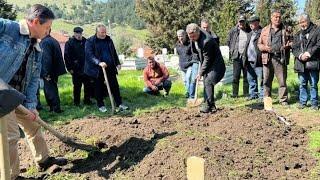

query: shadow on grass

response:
[69,131,177,179]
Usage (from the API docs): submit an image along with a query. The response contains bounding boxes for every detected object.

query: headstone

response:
[137,48,144,58]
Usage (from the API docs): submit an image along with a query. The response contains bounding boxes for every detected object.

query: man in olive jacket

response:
[258,10,291,105]
[292,14,320,110]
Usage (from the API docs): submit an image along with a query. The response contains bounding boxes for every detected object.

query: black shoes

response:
[38,156,67,172]
[200,103,217,113]
[298,104,306,109]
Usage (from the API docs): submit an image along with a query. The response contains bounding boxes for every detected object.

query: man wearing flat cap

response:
[65,27,94,106]
[243,15,263,100]
[227,15,251,98]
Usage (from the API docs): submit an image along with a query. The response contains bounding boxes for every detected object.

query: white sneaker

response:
[98,106,107,112]
[118,104,128,111]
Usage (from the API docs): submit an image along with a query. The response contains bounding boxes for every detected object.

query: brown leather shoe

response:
[38,157,67,171]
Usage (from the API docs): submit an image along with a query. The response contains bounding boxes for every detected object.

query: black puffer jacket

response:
[292,23,320,73]
[40,35,67,79]
[64,37,86,75]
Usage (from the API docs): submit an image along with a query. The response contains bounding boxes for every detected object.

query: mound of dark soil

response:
[18,107,317,179]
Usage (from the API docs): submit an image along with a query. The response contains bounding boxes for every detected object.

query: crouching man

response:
[0,4,67,179]
[143,56,172,97]
[186,23,226,113]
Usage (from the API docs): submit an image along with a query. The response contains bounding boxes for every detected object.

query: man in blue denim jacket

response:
[0,4,67,179]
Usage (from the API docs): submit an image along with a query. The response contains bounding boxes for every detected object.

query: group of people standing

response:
[39,24,128,113]
[176,10,320,112]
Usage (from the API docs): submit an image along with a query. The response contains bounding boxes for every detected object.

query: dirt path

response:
[18,107,318,179]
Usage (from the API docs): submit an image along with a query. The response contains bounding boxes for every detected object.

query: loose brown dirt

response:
[18,107,318,179]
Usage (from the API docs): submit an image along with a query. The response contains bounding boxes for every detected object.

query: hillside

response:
[7,0,80,8]
[10,0,150,55]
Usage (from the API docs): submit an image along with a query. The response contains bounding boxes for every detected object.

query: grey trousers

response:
[263,58,288,103]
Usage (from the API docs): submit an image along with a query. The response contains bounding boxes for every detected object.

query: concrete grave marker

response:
[187,156,205,180]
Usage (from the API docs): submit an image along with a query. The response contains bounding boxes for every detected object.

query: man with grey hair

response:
[227,15,251,98]
[186,23,226,113]
[85,24,128,112]
[0,4,67,179]
[258,9,291,105]
[175,29,198,99]
[292,14,320,110]
[200,19,220,46]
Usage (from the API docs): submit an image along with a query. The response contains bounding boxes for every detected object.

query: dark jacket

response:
[64,36,86,75]
[40,35,67,79]
[243,27,262,68]
[84,35,120,78]
[227,25,251,60]
[176,40,193,72]
[292,23,320,73]
[190,29,226,77]
[208,31,220,46]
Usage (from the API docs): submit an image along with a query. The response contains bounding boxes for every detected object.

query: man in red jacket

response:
[143,56,172,96]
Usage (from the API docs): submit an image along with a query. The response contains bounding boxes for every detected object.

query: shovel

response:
[187,64,203,107]
[264,97,290,126]
[101,67,116,114]
[0,79,97,152]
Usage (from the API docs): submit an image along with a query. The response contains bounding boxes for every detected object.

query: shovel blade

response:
[0,89,25,118]
[187,98,203,107]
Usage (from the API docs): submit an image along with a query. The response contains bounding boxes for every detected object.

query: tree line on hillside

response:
[136,0,320,53]
[22,0,145,29]
[0,0,16,20]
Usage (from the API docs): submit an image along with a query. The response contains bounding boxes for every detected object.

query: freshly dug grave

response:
[18,107,318,179]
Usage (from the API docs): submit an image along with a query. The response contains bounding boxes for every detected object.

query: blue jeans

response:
[247,64,264,99]
[185,63,199,98]
[298,70,319,106]
[143,79,172,95]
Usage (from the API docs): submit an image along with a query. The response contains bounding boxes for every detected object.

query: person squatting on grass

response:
[243,15,264,100]
[258,9,291,106]
[84,24,128,113]
[143,56,172,97]
[292,14,320,110]
[0,4,67,179]
[175,29,199,99]
[186,23,226,113]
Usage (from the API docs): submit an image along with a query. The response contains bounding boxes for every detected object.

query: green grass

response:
[309,130,320,179]
[38,69,185,123]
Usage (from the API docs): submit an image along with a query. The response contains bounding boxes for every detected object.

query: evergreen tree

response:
[0,0,17,20]
[136,0,220,52]
[305,0,320,23]
[137,0,252,50]
[214,0,253,45]
[256,0,297,27]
